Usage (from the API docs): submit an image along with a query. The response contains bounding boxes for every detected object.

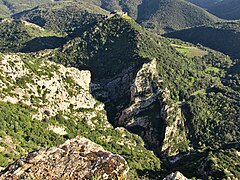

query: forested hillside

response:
[14,0,219,34]
[0,19,64,52]
[165,21,240,58]
[187,0,240,20]
[99,0,220,33]
[135,0,220,33]
[13,1,108,35]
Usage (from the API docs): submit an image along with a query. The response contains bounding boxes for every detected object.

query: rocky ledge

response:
[0,137,128,180]
[163,171,188,180]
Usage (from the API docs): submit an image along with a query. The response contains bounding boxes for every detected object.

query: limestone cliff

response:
[0,53,107,126]
[91,57,189,156]
[117,58,166,151]
[0,136,128,180]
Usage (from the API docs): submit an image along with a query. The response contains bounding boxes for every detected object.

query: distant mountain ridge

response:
[0,0,51,18]
[0,0,221,34]
[187,0,240,20]
[165,20,240,58]
[83,0,221,33]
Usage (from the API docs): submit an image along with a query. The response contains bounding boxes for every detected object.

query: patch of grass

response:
[171,44,208,58]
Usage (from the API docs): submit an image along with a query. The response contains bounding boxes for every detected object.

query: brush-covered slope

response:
[43,14,239,179]
[13,1,108,35]
[165,21,240,58]
[0,0,10,18]
[0,19,65,53]
[0,52,161,178]
[135,0,220,33]
[0,0,51,18]
[188,0,240,20]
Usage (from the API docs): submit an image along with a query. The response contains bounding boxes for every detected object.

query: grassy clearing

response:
[171,44,208,58]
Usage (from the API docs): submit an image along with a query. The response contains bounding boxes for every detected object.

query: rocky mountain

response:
[39,14,239,178]
[164,20,240,59]
[0,52,160,178]
[0,1,239,179]
[187,0,240,20]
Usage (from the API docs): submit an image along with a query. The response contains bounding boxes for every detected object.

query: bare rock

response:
[163,171,188,180]
[0,137,128,180]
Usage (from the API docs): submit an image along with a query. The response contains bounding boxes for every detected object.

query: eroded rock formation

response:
[0,137,128,180]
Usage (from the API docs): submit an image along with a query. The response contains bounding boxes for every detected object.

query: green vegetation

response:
[165,20,240,58]
[0,3,239,179]
[13,1,108,35]
[0,19,63,52]
[0,101,160,178]
[84,0,220,33]
[0,0,51,18]
[170,44,208,58]
[136,0,220,33]
[12,0,220,34]
[0,101,66,166]
[171,149,240,179]
[52,15,144,80]
[188,0,240,20]
[183,89,240,149]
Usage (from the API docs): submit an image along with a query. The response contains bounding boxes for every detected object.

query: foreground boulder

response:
[0,137,128,180]
[163,171,188,180]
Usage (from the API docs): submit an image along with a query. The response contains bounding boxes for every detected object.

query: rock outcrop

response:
[0,53,104,121]
[161,106,190,156]
[0,52,161,176]
[117,58,166,151]
[0,137,129,180]
[91,58,189,155]
[163,171,188,180]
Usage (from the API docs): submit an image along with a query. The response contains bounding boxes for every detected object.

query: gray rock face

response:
[117,58,166,151]
[0,54,97,120]
[0,137,128,180]
[91,58,189,155]
[163,171,188,180]
[91,59,166,151]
